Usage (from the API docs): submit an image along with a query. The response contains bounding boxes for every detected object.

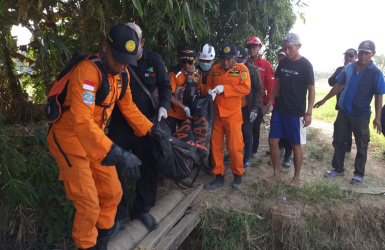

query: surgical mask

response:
[199,62,212,72]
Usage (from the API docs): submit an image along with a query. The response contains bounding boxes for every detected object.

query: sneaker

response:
[243,159,251,169]
[204,174,225,190]
[282,157,291,169]
[136,212,159,231]
[223,155,230,163]
[251,153,258,158]
[232,174,242,189]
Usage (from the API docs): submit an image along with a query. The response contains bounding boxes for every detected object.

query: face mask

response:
[199,62,212,72]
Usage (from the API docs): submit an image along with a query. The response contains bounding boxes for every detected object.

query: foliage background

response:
[0,0,304,248]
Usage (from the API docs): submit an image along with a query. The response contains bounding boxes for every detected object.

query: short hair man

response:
[204,44,251,190]
[107,23,172,235]
[47,24,153,249]
[328,48,358,153]
[314,40,385,185]
[265,33,315,187]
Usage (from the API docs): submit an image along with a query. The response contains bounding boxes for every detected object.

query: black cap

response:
[236,47,247,63]
[343,48,357,56]
[219,44,237,59]
[179,46,197,62]
[107,24,139,66]
[358,40,375,53]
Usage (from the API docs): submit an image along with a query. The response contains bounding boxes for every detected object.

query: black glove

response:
[102,143,142,181]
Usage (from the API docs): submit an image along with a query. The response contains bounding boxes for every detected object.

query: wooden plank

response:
[136,184,203,249]
[156,212,200,250]
[108,189,185,250]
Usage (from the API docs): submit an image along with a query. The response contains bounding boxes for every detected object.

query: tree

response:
[0,0,305,123]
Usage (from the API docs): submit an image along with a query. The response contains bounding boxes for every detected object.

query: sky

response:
[11,0,385,72]
[291,0,385,72]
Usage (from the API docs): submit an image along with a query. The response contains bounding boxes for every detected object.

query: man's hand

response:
[373,117,382,134]
[314,99,326,108]
[213,85,224,94]
[183,106,191,118]
[207,89,216,101]
[265,101,272,114]
[157,107,168,121]
[303,113,312,128]
[249,110,258,122]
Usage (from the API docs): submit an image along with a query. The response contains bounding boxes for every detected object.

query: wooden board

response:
[136,184,203,249]
[156,212,200,250]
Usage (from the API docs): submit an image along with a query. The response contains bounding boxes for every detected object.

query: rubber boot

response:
[204,174,224,190]
[232,174,242,189]
[136,212,159,231]
[95,229,109,250]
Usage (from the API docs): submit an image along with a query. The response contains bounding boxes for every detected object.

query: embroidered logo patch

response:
[83,80,95,91]
[223,46,230,53]
[82,91,95,105]
[241,72,248,79]
[125,40,136,52]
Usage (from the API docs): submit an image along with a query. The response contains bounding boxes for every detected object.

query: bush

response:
[0,115,74,249]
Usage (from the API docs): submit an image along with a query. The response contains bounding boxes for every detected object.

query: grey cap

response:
[283,33,300,46]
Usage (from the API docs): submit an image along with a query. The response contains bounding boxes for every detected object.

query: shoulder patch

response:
[83,79,95,91]
[241,72,248,79]
[82,91,95,105]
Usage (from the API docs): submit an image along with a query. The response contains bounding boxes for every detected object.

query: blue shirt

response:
[336,61,385,117]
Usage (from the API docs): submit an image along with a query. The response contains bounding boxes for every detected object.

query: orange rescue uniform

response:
[207,63,251,176]
[168,70,201,120]
[47,54,152,249]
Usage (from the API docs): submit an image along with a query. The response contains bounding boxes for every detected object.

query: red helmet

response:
[246,36,262,47]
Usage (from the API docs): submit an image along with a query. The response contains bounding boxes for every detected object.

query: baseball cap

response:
[277,48,286,56]
[107,24,139,66]
[237,48,248,63]
[358,40,375,53]
[179,46,197,62]
[343,48,357,56]
[219,44,238,59]
[283,33,300,46]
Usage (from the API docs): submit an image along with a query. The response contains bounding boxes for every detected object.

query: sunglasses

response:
[345,54,355,58]
[181,60,194,65]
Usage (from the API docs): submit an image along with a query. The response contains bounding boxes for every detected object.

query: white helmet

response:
[199,44,215,60]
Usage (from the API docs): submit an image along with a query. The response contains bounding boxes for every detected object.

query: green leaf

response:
[132,0,143,17]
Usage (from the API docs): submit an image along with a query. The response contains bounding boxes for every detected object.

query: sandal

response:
[263,175,282,184]
[350,175,363,185]
[288,177,303,187]
[324,169,345,178]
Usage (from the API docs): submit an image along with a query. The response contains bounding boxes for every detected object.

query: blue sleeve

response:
[375,73,385,94]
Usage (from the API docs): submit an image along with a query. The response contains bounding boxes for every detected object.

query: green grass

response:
[314,79,385,154]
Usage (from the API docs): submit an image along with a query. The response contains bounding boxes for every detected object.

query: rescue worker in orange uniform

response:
[167,47,201,134]
[47,24,153,250]
[204,44,251,190]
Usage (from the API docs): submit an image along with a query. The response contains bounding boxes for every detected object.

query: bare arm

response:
[313,83,344,108]
[265,78,280,114]
[373,94,383,134]
[303,84,315,127]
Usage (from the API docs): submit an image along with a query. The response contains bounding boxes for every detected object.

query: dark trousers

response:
[251,108,264,154]
[332,109,370,177]
[108,126,158,221]
[279,138,292,159]
[242,107,256,161]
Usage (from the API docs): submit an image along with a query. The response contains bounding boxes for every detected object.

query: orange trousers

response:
[48,133,122,249]
[211,112,244,176]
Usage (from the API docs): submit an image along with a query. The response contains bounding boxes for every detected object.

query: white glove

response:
[207,89,216,101]
[157,107,168,121]
[269,105,273,112]
[249,110,258,122]
[183,106,191,118]
[213,85,224,94]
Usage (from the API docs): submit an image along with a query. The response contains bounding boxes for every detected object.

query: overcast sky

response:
[291,0,385,72]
